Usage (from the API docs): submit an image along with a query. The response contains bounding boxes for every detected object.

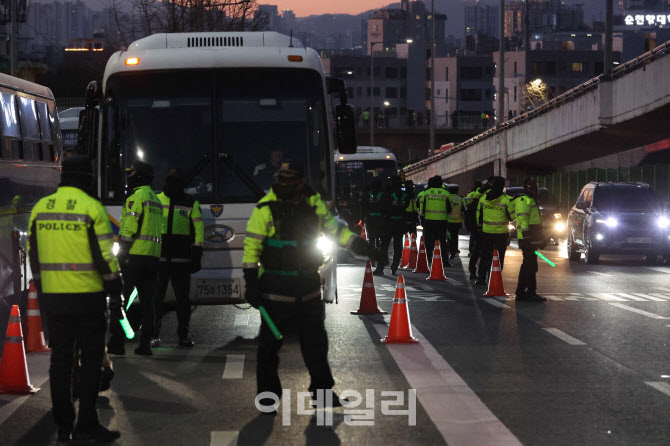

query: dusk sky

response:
[271,0,390,17]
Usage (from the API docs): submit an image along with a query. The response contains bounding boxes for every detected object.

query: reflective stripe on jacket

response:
[515,194,543,243]
[27,186,120,294]
[420,188,451,221]
[119,185,162,257]
[476,192,514,234]
[447,195,465,223]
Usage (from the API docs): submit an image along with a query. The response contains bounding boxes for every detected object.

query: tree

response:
[522,78,548,110]
[103,0,269,50]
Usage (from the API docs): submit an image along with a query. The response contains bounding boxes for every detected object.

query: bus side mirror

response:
[84,81,101,108]
[335,104,357,154]
[77,81,102,158]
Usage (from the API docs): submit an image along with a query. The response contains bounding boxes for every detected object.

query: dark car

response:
[505,187,565,244]
[566,182,670,264]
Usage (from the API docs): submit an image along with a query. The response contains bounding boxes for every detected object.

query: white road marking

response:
[542,328,587,345]
[649,294,670,301]
[587,271,611,276]
[645,381,670,398]
[588,293,627,302]
[656,287,670,292]
[374,325,522,446]
[448,278,464,286]
[480,298,511,309]
[234,314,250,326]
[608,303,670,320]
[630,293,666,302]
[210,431,239,446]
[222,354,245,379]
[614,293,653,302]
[544,295,563,301]
[645,267,670,274]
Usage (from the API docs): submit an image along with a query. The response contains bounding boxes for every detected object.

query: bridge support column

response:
[495,131,508,181]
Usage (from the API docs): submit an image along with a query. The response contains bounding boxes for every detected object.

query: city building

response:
[465,2,499,39]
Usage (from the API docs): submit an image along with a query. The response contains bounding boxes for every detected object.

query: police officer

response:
[465,181,483,255]
[515,177,547,302]
[242,162,385,411]
[28,156,121,442]
[420,176,452,267]
[446,185,465,260]
[108,161,162,356]
[404,180,419,237]
[154,169,204,347]
[361,177,387,270]
[476,176,514,286]
[466,180,487,279]
[380,176,411,275]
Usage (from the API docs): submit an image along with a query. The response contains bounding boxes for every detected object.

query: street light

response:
[383,101,390,106]
[370,38,413,145]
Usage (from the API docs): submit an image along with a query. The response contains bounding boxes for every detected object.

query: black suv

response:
[567,182,670,264]
[505,187,565,245]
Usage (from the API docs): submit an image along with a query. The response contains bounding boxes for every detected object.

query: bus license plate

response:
[196,279,241,298]
[627,237,651,244]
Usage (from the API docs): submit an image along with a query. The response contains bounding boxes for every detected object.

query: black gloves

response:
[191,246,203,273]
[105,277,124,321]
[117,241,132,267]
[350,237,389,266]
[243,268,262,309]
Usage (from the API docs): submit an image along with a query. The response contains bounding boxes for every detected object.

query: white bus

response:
[0,74,61,335]
[334,146,397,228]
[77,32,356,305]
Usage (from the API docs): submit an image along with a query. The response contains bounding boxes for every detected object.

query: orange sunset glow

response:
[270,0,388,17]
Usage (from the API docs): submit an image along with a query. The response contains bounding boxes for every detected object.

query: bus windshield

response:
[102,68,331,204]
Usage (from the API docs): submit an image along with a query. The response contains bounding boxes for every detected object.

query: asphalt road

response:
[1,235,670,445]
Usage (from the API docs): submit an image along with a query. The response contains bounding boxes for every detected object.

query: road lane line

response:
[587,271,611,276]
[374,324,522,446]
[481,298,510,309]
[210,431,239,446]
[649,293,670,301]
[630,293,666,302]
[614,293,652,302]
[608,303,670,319]
[234,314,250,326]
[645,267,670,274]
[588,293,627,302]
[645,381,670,398]
[448,279,464,286]
[222,354,245,379]
[542,328,587,345]
[544,295,563,301]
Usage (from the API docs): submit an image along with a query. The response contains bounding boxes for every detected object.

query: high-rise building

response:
[504,2,524,39]
[465,3,499,38]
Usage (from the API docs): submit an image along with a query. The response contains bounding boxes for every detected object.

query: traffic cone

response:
[0,305,38,394]
[483,249,508,298]
[25,282,50,353]
[351,260,387,315]
[382,275,419,344]
[406,233,418,269]
[412,236,430,273]
[400,233,411,268]
[361,225,367,241]
[427,241,448,281]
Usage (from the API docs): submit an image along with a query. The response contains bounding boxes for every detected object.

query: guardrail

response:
[403,39,670,175]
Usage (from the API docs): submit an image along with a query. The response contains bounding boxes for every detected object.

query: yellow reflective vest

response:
[119,185,162,257]
[157,192,204,262]
[515,193,543,242]
[447,195,465,223]
[420,187,451,221]
[28,186,120,295]
[476,192,514,234]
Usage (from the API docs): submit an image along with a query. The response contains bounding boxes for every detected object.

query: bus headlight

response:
[113,242,120,256]
[318,236,333,262]
[658,217,670,229]
[555,221,566,232]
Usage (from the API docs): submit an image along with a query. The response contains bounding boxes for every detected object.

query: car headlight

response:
[317,235,333,262]
[658,217,670,229]
[113,242,120,256]
[596,233,604,241]
[596,217,618,227]
[554,213,562,219]
[555,221,566,231]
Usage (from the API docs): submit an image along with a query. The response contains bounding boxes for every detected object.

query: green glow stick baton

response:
[258,305,282,340]
[118,307,135,339]
[535,250,556,267]
[126,288,138,310]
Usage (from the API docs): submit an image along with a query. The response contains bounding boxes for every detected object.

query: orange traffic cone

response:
[412,236,430,273]
[427,241,448,281]
[406,233,418,269]
[400,233,411,268]
[361,225,367,241]
[351,260,387,315]
[483,249,508,298]
[382,275,419,344]
[25,282,50,353]
[0,305,38,394]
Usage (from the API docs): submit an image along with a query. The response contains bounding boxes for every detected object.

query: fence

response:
[520,164,670,216]
[356,113,492,130]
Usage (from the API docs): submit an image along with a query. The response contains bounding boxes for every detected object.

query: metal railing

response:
[404,39,670,175]
[356,114,492,130]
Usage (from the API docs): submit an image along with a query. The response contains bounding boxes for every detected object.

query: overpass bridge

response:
[404,41,670,189]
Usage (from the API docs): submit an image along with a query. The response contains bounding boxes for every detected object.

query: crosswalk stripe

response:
[543,328,586,345]
[645,381,670,398]
[448,279,464,286]
[609,303,670,319]
[645,266,670,274]
[210,431,239,446]
[615,293,653,302]
[630,293,666,302]
[481,298,510,309]
[588,293,627,302]
[649,293,670,301]
[222,354,245,379]
[234,314,250,326]
[544,295,563,301]
[587,271,611,276]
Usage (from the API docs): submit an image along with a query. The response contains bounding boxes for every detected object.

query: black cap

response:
[125,161,154,179]
[62,155,93,177]
[274,162,304,183]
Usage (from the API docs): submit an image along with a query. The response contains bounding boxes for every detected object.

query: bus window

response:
[36,101,54,161]
[18,96,40,160]
[0,92,21,159]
